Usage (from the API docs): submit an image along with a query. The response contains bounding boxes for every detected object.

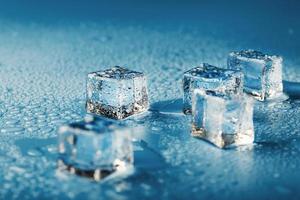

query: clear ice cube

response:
[58,115,133,180]
[86,66,149,119]
[192,89,254,148]
[227,50,283,101]
[183,63,243,114]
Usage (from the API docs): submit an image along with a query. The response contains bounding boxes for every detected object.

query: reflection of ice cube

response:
[192,89,254,148]
[227,50,283,101]
[86,66,149,119]
[58,115,133,180]
[183,63,243,114]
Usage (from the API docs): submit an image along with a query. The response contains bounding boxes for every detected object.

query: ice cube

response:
[86,66,149,119]
[227,50,283,101]
[192,89,254,148]
[183,63,243,114]
[57,115,133,180]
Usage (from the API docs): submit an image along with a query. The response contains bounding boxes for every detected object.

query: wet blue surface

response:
[0,1,300,199]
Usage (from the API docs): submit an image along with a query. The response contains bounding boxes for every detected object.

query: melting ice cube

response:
[192,89,254,148]
[58,115,133,180]
[227,50,284,101]
[183,63,243,114]
[86,66,149,119]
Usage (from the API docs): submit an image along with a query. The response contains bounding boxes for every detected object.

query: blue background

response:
[0,0,300,199]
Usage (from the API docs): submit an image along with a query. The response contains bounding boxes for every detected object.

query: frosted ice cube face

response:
[192,90,254,148]
[227,50,283,101]
[183,63,243,114]
[86,66,149,119]
[58,115,133,180]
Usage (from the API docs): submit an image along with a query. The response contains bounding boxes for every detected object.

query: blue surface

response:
[0,1,300,199]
